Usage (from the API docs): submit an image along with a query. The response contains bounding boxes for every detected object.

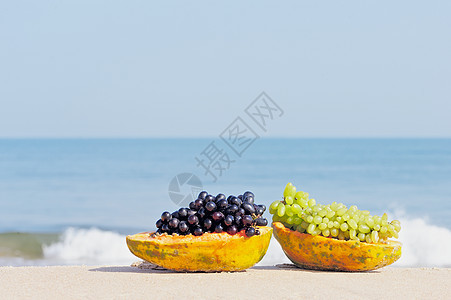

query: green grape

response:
[349,229,357,240]
[308,198,316,207]
[391,219,401,226]
[358,224,371,234]
[347,219,358,230]
[337,207,347,216]
[326,210,335,219]
[322,228,330,237]
[311,228,321,236]
[293,217,302,225]
[313,216,322,225]
[322,217,329,224]
[330,228,339,237]
[335,203,345,210]
[360,214,366,222]
[277,202,286,217]
[286,216,294,224]
[285,205,293,216]
[365,234,372,243]
[343,230,351,240]
[269,206,276,214]
[373,215,381,226]
[380,226,388,234]
[301,221,309,230]
[306,215,314,223]
[333,221,340,228]
[388,224,396,234]
[358,233,366,241]
[298,198,308,208]
[294,191,305,200]
[342,213,350,221]
[361,210,370,215]
[283,183,296,198]
[371,231,379,243]
[328,221,334,229]
[330,201,339,211]
[340,223,349,231]
[285,196,294,205]
[365,216,374,228]
[307,224,316,234]
[374,224,381,231]
[392,221,401,232]
[296,224,306,233]
[349,205,358,212]
[270,200,280,211]
[318,209,327,217]
[318,223,327,230]
[269,200,281,214]
[291,204,302,214]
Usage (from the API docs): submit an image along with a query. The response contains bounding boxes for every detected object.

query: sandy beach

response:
[0,264,449,299]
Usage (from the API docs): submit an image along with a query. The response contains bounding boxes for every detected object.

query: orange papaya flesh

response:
[272,222,401,272]
[126,226,272,272]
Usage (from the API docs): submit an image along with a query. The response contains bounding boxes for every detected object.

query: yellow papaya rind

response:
[126,226,272,272]
[272,222,401,272]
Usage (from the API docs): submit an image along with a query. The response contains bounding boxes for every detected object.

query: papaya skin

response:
[272,222,402,272]
[126,226,272,272]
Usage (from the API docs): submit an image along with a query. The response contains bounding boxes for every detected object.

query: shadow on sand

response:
[89,263,381,274]
[89,266,176,274]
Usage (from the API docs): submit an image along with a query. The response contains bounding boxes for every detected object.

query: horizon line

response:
[0,136,450,140]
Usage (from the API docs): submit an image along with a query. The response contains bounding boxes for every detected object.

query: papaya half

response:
[126,226,272,272]
[272,222,401,271]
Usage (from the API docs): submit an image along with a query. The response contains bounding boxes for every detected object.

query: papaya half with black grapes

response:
[126,226,272,272]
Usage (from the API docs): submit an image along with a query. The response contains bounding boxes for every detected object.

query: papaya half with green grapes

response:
[272,222,401,271]
[270,183,402,271]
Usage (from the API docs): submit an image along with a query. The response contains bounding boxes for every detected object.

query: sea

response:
[0,138,450,267]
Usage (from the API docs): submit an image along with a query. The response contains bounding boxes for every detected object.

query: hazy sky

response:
[1,1,450,138]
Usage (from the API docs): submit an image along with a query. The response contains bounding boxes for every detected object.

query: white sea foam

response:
[42,227,135,265]
[392,212,451,267]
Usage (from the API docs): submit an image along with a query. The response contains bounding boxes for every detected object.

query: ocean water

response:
[0,138,450,267]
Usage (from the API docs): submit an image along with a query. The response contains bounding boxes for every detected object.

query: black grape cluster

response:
[156,191,268,237]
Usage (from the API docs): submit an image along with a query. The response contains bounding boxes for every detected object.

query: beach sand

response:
[0,264,449,299]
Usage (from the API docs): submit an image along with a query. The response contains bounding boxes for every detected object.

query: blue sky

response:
[0,1,450,138]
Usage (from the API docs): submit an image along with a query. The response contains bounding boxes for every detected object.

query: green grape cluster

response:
[269,183,401,243]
